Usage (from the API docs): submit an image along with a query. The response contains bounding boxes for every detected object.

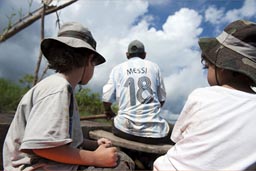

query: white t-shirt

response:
[3,73,83,171]
[102,57,169,138]
[154,86,256,170]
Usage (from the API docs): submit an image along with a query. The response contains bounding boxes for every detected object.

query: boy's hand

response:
[104,110,116,120]
[97,138,112,147]
[93,144,118,167]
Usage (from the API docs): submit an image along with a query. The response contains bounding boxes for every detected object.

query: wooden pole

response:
[80,114,107,120]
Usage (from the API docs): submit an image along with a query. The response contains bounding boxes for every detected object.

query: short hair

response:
[46,42,91,73]
[128,52,145,58]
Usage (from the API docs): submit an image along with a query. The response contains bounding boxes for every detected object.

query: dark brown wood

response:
[80,120,111,139]
[0,0,78,43]
[33,4,45,85]
[89,130,172,154]
[80,114,107,120]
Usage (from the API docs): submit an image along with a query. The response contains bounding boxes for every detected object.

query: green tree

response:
[0,76,108,120]
[19,74,34,89]
[0,78,26,112]
[75,88,104,116]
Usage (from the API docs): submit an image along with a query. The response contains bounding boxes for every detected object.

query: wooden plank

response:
[80,120,111,139]
[89,130,172,154]
[80,114,107,120]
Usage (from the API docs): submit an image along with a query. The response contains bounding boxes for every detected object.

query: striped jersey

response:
[102,57,169,138]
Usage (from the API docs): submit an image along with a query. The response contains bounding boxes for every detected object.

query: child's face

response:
[207,64,218,86]
[202,57,219,86]
[80,54,95,84]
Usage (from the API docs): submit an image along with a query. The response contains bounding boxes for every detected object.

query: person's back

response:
[154,20,256,170]
[156,86,256,170]
[112,57,168,138]
[103,40,173,144]
[3,74,83,170]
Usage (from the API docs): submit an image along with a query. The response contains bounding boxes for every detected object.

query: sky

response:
[0,0,256,123]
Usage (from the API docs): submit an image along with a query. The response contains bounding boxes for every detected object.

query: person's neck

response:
[222,84,255,94]
[58,70,81,90]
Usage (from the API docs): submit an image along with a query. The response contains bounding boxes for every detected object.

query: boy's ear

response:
[142,52,146,59]
[126,52,130,59]
[88,54,95,66]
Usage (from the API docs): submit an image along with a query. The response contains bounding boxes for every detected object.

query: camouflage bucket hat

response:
[41,22,106,66]
[198,20,256,84]
[127,40,145,54]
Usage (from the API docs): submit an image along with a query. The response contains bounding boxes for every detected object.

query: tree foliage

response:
[0,78,28,112]
[75,88,104,116]
[19,74,34,89]
[0,76,105,116]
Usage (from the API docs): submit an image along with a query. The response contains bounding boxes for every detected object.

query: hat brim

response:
[198,38,218,55]
[41,37,105,66]
[198,37,256,85]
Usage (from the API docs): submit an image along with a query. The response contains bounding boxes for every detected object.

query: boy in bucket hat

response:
[154,20,256,170]
[3,22,134,171]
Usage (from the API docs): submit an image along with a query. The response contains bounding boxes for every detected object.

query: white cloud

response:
[93,7,205,114]
[205,0,256,24]
[205,6,224,24]
[0,0,214,118]
[60,0,149,37]
[39,1,206,115]
[162,8,202,47]
[240,0,256,17]
[226,0,256,21]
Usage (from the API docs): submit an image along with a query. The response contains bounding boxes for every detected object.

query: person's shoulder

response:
[18,74,71,107]
[34,74,71,93]
[188,86,240,100]
[41,73,69,84]
[110,62,123,72]
[188,86,215,98]
[144,59,156,64]
[143,59,160,68]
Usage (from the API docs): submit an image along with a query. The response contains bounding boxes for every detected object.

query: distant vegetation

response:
[75,87,104,116]
[0,75,107,117]
[0,78,28,112]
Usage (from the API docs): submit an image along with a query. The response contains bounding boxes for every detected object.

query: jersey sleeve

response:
[102,68,117,103]
[157,66,166,102]
[20,87,72,150]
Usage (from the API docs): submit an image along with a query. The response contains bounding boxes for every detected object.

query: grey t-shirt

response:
[3,73,83,171]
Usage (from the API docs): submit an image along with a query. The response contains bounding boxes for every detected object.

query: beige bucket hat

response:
[41,22,105,66]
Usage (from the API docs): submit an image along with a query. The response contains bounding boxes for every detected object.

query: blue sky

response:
[149,0,249,36]
[0,0,256,123]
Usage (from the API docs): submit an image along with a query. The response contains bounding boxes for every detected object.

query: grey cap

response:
[41,22,106,66]
[127,40,145,54]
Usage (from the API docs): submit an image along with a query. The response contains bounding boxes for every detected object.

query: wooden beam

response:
[0,0,78,42]
[80,114,107,120]
[89,130,173,154]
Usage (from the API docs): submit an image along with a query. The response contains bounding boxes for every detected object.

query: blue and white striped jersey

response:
[102,57,169,138]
